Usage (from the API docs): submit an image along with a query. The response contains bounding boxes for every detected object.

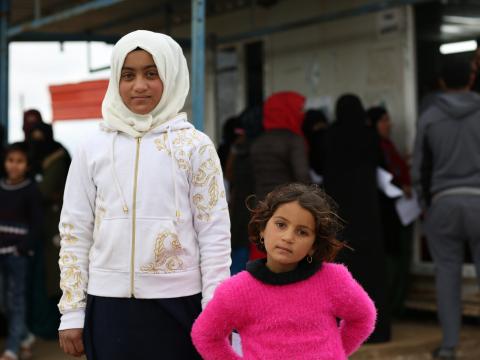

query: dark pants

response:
[0,254,28,354]
[83,294,202,360]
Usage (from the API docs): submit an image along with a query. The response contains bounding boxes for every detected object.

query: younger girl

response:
[0,143,42,360]
[192,183,376,359]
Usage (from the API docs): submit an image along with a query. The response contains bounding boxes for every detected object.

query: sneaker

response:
[19,333,35,360]
[20,334,35,349]
[432,347,456,360]
[0,350,18,360]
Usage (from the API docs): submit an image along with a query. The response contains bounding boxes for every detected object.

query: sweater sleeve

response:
[191,281,241,360]
[330,264,377,356]
[25,183,43,254]
[189,133,232,308]
[57,144,96,330]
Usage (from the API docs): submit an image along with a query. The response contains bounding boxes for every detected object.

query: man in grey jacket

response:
[412,58,480,360]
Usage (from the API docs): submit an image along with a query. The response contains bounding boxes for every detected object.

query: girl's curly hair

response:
[248,183,344,264]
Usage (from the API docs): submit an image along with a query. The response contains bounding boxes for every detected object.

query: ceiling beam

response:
[7,0,126,39]
[9,31,121,43]
[87,4,167,32]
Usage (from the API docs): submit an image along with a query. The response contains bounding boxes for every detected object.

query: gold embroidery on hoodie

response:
[191,144,221,221]
[155,129,222,222]
[58,251,84,311]
[61,223,78,244]
[94,194,107,235]
[141,231,184,273]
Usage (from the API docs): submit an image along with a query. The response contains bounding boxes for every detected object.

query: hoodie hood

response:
[263,91,305,136]
[100,112,193,135]
[102,30,190,138]
[434,92,480,120]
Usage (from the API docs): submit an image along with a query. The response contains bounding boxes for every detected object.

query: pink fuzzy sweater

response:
[191,262,376,360]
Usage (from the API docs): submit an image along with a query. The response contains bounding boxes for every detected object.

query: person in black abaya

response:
[322,94,391,343]
[27,122,71,338]
[302,109,328,180]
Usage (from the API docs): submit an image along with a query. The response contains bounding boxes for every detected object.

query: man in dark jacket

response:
[412,58,480,360]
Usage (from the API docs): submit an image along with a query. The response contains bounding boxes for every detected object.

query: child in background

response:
[0,143,42,360]
[192,183,376,359]
[58,30,231,360]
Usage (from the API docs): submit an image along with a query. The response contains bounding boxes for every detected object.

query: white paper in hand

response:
[377,167,403,198]
[395,191,422,226]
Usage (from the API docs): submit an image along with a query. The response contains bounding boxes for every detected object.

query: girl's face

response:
[5,150,28,184]
[376,113,391,139]
[119,50,164,115]
[261,201,316,273]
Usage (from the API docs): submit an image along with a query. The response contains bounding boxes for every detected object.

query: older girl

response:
[58,30,231,360]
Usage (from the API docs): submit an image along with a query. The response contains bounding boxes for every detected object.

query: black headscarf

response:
[29,122,65,176]
[366,106,387,130]
[335,94,368,128]
[302,109,328,141]
[23,109,44,142]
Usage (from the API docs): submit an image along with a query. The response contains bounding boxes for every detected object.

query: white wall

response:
[173,0,417,154]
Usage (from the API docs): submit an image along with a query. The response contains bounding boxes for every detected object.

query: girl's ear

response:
[259,230,264,239]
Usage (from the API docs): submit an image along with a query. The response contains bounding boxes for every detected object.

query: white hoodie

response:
[58,31,231,330]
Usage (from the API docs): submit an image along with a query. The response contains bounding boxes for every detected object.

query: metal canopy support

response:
[7,0,126,39]
[0,0,9,142]
[12,31,121,43]
[191,0,206,132]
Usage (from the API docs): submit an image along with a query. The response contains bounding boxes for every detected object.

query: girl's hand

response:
[59,329,84,357]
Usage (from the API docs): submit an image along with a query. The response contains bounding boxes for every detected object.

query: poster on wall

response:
[377,8,405,37]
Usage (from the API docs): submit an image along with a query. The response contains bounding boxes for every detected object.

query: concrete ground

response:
[352,319,480,360]
[2,317,479,359]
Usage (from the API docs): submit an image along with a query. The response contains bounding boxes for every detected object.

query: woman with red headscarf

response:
[250,91,311,202]
[249,92,311,260]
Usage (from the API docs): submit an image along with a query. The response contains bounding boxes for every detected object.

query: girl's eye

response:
[121,73,134,80]
[146,71,159,79]
[275,222,286,229]
[297,229,309,237]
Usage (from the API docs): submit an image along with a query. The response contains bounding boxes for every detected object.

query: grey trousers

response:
[425,194,480,348]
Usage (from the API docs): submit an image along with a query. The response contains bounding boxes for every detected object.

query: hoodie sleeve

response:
[330,264,377,356]
[57,144,96,330]
[24,183,43,255]
[189,132,231,308]
[412,118,433,208]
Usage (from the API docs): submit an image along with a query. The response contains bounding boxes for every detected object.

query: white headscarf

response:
[102,30,190,138]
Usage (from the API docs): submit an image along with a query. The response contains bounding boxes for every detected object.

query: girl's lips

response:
[276,246,292,253]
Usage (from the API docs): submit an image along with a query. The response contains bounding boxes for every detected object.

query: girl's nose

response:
[281,230,295,243]
[133,77,148,92]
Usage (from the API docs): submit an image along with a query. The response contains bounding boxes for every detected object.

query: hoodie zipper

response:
[130,137,141,297]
